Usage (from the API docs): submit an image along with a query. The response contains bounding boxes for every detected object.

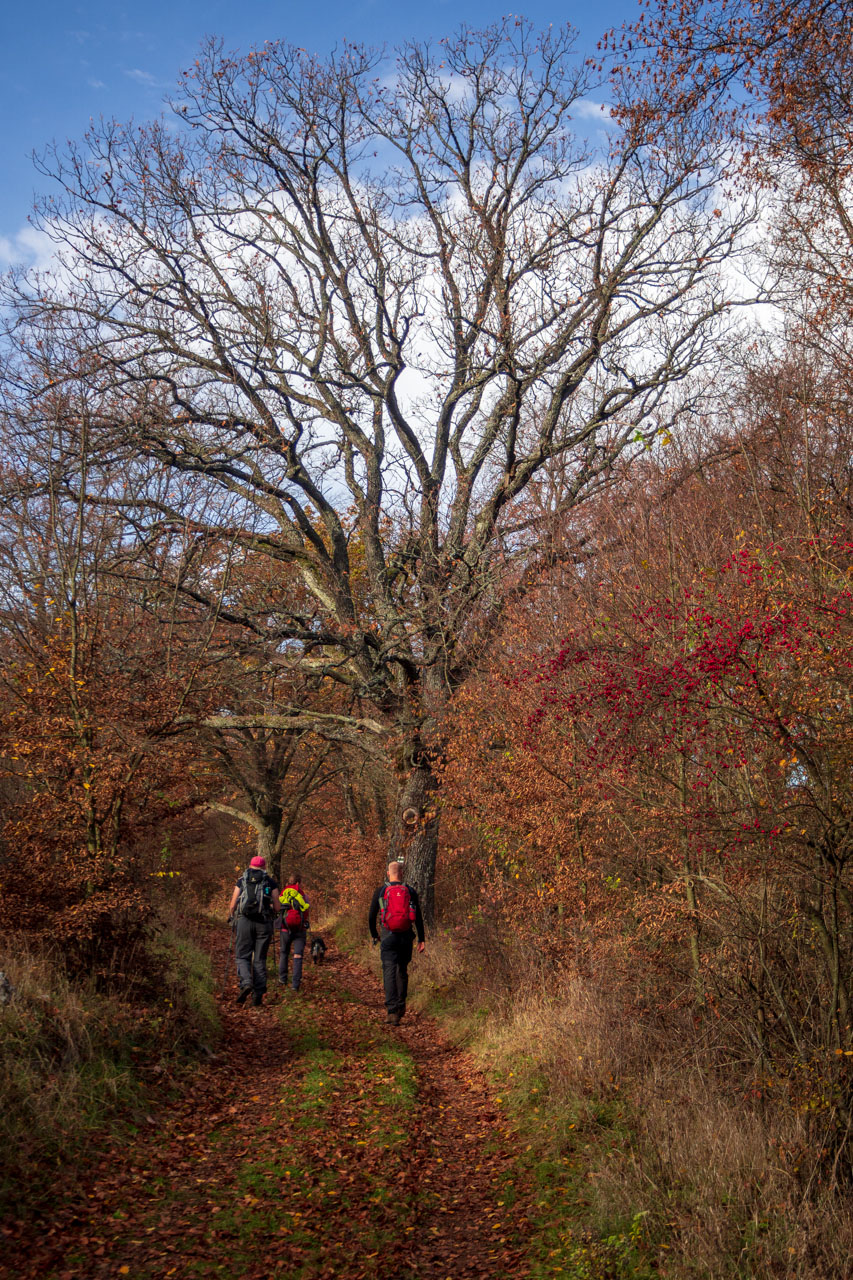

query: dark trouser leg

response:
[235,917,255,992]
[397,947,410,1015]
[380,932,413,1015]
[279,929,292,984]
[290,932,306,990]
[253,921,273,993]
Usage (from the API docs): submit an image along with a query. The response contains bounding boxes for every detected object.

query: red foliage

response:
[444,362,853,1067]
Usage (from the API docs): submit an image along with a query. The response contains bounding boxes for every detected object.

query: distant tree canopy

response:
[1,20,755,914]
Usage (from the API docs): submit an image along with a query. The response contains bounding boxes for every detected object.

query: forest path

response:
[3,931,534,1280]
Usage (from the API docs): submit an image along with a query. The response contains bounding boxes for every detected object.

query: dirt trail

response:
[1,933,533,1280]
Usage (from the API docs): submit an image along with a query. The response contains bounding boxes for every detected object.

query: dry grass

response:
[330,894,853,1274]
[615,1072,853,1278]
[0,945,141,1207]
[392,920,853,1279]
[0,925,220,1212]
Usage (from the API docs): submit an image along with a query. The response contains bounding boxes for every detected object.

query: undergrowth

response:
[337,913,853,1278]
[0,922,220,1212]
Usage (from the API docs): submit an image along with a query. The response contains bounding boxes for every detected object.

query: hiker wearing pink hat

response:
[228,855,281,1007]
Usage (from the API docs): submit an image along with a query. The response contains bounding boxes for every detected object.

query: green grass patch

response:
[149,926,222,1047]
[356,1042,418,1150]
[485,1062,660,1277]
[283,1047,343,1125]
[368,1043,418,1104]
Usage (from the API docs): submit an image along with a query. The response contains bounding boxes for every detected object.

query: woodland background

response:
[2,1,853,1274]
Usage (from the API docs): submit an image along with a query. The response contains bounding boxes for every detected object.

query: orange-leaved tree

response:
[0,382,220,965]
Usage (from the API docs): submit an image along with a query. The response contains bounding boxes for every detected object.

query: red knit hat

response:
[250,855,266,868]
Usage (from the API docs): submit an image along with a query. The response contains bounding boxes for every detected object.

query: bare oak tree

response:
[5,21,756,915]
[200,661,348,880]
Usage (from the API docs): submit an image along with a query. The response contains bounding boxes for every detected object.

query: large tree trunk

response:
[343,780,367,835]
[255,808,282,879]
[388,746,439,925]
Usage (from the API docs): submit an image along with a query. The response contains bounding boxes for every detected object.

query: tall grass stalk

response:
[398,926,853,1277]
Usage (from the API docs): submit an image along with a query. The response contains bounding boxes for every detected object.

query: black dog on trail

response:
[310,937,327,964]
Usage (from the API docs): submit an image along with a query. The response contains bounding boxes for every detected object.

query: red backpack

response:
[380,883,416,932]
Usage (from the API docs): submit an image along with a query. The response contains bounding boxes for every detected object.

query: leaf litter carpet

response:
[1,934,534,1279]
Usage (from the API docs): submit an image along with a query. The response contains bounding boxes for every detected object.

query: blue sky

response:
[1,1,639,266]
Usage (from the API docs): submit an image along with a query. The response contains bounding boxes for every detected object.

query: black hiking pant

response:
[380,929,413,1016]
[235,916,273,995]
[279,928,306,990]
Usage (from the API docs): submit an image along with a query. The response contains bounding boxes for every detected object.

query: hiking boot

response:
[390,1013,401,1026]
[236,987,251,1005]
[386,1011,397,1024]
[252,992,264,1007]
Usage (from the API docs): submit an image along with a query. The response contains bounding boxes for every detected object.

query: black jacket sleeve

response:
[368,885,383,940]
[409,886,426,943]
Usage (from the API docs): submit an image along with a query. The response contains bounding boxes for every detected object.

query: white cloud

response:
[125,68,161,87]
[0,225,56,271]
[572,99,614,122]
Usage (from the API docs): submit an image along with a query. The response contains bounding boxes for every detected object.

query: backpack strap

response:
[254,870,273,916]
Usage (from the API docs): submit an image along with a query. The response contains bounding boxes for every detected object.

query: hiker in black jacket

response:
[368,860,425,1026]
[228,856,281,1007]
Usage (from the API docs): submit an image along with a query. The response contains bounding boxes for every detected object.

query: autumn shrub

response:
[0,607,212,967]
[439,386,853,1120]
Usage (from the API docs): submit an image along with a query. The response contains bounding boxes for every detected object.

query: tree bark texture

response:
[388,754,440,926]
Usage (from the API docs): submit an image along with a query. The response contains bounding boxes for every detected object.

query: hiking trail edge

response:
[0,929,536,1280]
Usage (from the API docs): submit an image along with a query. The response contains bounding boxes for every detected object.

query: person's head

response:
[250,855,266,869]
[287,874,301,887]
[386,860,403,882]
